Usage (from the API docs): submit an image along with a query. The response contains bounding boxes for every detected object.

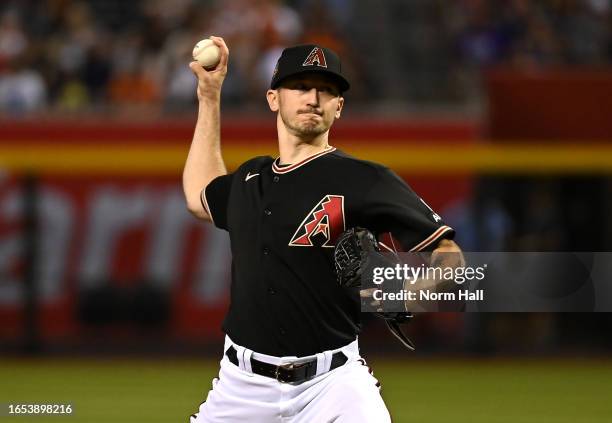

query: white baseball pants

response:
[190,336,391,423]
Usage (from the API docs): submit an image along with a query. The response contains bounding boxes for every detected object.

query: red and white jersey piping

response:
[409,225,454,252]
[200,188,215,226]
[272,146,336,174]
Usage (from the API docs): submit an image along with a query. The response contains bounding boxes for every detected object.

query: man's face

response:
[267,74,344,138]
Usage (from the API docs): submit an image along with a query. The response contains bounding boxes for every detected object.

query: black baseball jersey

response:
[202,147,454,357]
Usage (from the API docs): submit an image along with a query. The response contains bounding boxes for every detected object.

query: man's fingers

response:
[189,35,228,76]
[360,288,377,298]
[189,61,207,77]
[209,35,229,69]
[359,288,382,308]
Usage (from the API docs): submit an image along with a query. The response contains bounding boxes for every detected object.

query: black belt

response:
[225,345,348,384]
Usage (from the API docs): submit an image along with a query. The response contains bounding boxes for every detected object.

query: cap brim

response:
[272,70,350,93]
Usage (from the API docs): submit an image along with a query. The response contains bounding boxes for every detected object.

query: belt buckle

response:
[275,361,305,384]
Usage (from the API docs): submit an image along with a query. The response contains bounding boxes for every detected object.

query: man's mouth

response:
[299,110,322,116]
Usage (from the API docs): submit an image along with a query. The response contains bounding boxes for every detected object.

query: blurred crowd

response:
[0,0,610,116]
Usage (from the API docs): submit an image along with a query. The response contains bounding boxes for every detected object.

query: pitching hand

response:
[189,36,229,102]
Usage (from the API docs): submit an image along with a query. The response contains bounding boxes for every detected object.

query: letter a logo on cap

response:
[302,47,327,68]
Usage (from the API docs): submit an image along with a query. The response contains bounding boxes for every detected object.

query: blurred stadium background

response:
[1,0,612,422]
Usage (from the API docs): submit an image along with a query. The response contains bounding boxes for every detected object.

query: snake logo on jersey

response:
[289,195,345,247]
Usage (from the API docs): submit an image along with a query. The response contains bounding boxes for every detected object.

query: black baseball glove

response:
[334,227,381,288]
[334,227,415,350]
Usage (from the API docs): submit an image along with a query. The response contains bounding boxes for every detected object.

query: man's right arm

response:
[183,36,229,221]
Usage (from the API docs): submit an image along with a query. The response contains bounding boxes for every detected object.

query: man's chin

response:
[296,125,326,137]
[282,115,330,137]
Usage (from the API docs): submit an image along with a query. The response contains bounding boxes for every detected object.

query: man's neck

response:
[277,120,331,165]
[278,141,331,165]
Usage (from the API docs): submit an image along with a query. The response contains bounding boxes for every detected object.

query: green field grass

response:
[1,357,611,422]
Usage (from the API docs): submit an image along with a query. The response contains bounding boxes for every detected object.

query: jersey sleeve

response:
[361,167,455,252]
[202,173,234,230]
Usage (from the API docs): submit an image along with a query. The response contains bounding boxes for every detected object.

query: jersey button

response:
[268,287,275,295]
[273,176,280,182]
[262,247,269,255]
[264,209,272,216]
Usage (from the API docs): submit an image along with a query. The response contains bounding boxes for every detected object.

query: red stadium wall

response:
[0,119,478,345]
[486,68,612,141]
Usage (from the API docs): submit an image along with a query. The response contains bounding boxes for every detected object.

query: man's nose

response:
[305,87,319,106]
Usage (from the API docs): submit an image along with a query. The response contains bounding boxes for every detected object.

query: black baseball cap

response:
[270,44,350,93]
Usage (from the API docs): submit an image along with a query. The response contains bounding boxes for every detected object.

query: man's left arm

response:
[359,166,466,308]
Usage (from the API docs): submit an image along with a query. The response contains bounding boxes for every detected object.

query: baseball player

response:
[183,36,462,422]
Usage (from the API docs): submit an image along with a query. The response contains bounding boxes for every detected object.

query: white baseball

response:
[192,39,221,69]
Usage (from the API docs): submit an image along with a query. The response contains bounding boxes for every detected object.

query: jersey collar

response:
[272,146,336,174]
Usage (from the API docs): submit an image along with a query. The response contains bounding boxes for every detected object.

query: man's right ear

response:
[266,89,279,112]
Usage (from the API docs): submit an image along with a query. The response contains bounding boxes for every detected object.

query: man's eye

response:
[294,84,307,91]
